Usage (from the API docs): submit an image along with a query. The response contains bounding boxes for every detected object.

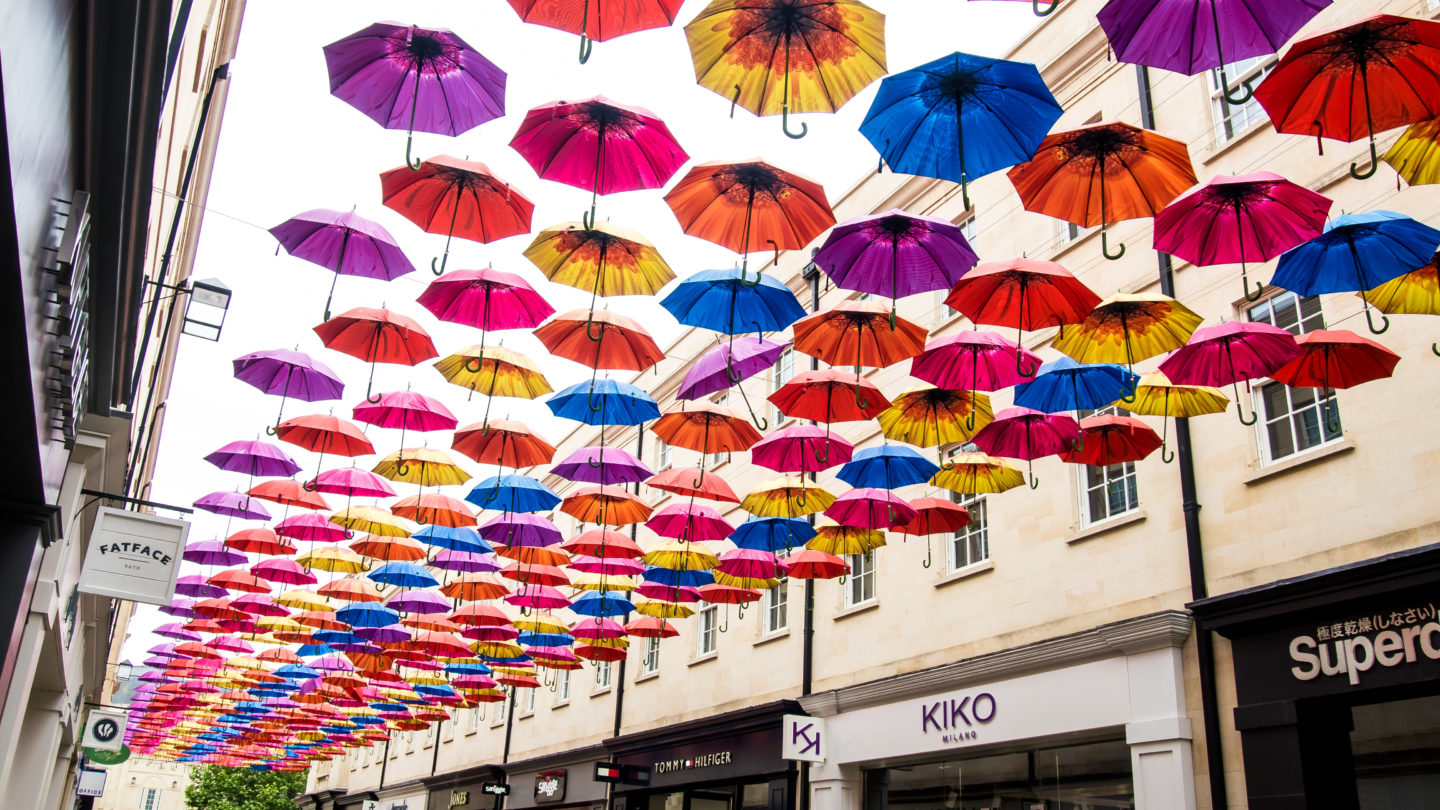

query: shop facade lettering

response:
[1287,603,1440,686]
[653,751,732,774]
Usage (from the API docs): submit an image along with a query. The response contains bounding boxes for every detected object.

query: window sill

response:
[1066,509,1147,545]
[1196,117,1270,165]
[518,711,534,720]
[464,728,478,736]
[688,652,718,667]
[933,560,995,588]
[589,686,612,698]
[552,700,569,709]
[635,670,659,684]
[753,629,790,647]
[834,600,879,621]
[1244,437,1355,487]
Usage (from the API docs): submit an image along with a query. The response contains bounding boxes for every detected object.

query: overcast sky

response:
[123,0,1036,660]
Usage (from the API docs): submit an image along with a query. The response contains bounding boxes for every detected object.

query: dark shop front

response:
[1192,543,1440,809]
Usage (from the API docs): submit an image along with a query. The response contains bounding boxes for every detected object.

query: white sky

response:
[123,0,1036,660]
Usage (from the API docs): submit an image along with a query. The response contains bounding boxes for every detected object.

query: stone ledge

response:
[933,560,995,588]
[1242,437,1355,487]
[1066,510,1147,545]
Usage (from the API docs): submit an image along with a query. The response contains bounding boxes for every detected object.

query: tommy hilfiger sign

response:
[653,752,732,774]
[919,692,997,744]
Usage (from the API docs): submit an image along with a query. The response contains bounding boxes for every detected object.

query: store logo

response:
[447,791,469,808]
[1289,619,1440,686]
[919,693,996,744]
[653,752,731,774]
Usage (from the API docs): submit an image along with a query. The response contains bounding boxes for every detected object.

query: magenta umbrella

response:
[824,488,918,529]
[203,440,302,479]
[385,589,452,615]
[645,503,734,543]
[275,513,352,543]
[679,337,790,401]
[417,268,555,336]
[504,584,572,610]
[174,575,227,599]
[183,541,246,568]
[1153,172,1332,301]
[717,548,785,580]
[634,583,701,603]
[509,96,689,227]
[970,406,1080,489]
[231,593,290,618]
[568,555,646,576]
[750,425,854,473]
[270,208,417,320]
[250,559,317,587]
[232,349,346,431]
[910,331,1043,395]
[352,390,458,457]
[309,467,397,499]
[193,491,271,521]
[1159,321,1302,425]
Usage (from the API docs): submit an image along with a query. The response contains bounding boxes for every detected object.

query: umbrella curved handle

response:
[431,255,448,276]
[1324,398,1341,435]
[1432,342,1440,357]
[587,388,605,413]
[838,573,847,585]
[718,609,729,634]
[587,454,604,469]
[585,315,606,343]
[1242,270,1265,302]
[795,490,807,509]
[782,105,808,140]
[1364,306,1390,335]
[366,392,383,404]
[737,602,746,620]
[1029,471,1041,490]
[397,462,411,478]
[1161,441,1175,464]
[405,131,422,172]
[578,33,593,64]
[374,581,390,593]
[853,383,870,412]
[813,443,829,467]
[1101,230,1126,261]
[737,267,763,287]
[464,357,484,374]
[484,484,501,503]
[1350,140,1380,180]
[1235,401,1259,426]
[922,539,932,569]
[1220,73,1256,106]
[1015,349,1040,378]
[264,424,279,436]
[343,529,354,539]
[1032,0,1058,15]
[582,208,596,231]
[302,478,318,492]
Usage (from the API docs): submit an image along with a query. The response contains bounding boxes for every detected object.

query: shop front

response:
[503,745,611,810]
[425,765,507,810]
[606,701,800,810]
[798,611,1196,810]
[1191,543,1440,810]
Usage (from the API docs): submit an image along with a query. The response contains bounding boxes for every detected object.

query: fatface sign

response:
[781,715,825,763]
[77,508,189,606]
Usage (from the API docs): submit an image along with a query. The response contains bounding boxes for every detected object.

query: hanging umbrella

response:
[331,506,415,538]
[741,479,835,517]
[663,161,835,278]
[782,549,849,580]
[183,542,246,568]
[792,300,927,375]
[414,525,491,554]
[381,157,534,275]
[204,441,302,479]
[1052,293,1202,371]
[643,541,721,572]
[944,258,1101,375]
[193,492,271,521]
[524,222,676,340]
[506,0,685,62]
[646,503,735,543]
[1159,321,1302,424]
[1007,121,1198,260]
[464,475,561,513]
[547,380,661,433]
[1122,372,1229,463]
[417,268,555,342]
[730,516,816,552]
[969,407,1080,488]
[645,468,741,503]
[479,514,561,551]
[1058,414,1163,466]
[561,485,653,526]
[225,529,296,556]
[860,53,1063,207]
[296,547,368,575]
[750,425,854,473]
[536,309,664,372]
[270,209,416,320]
[276,514,351,544]
[1270,329,1401,433]
[894,498,971,565]
[877,387,993,445]
[247,480,329,512]
[374,449,472,489]
[679,337,789,402]
[1254,14,1440,180]
[233,349,346,431]
[683,0,887,138]
[368,562,440,589]
[652,400,764,466]
[274,414,375,474]
[1097,0,1328,103]
[1272,211,1440,334]
[435,346,553,430]
[807,524,885,555]
[324,22,506,168]
[350,534,428,562]
[910,332,1041,395]
[625,616,679,638]
[837,445,940,489]
[824,488,917,529]
[1360,252,1440,356]
[769,369,889,423]
[451,419,556,468]
[510,96,689,225]
[390,493,476,527]
[310,467,396,499]
[551,447,653,486]
[1013,358,1140,429]
[1382,118,1440,186]
[312,308,438,400]
[1153,172,1332,301]
[353,391,458,438]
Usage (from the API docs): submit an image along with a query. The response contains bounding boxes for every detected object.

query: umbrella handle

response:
[1015,348,1039,378]
[1218,71,1255,106]
[737,602,746,620]
[1161,441,1175,464]
[737,267,763,287]
[587,455,604,469]
[1350,139,1379,181]
[1071,432,1085,454]
[398,462,411,478]
[1432,343,1440,357]
[730,84,742,119]
[431,254,448,276]
[264,424,278,436]
[587,388,605,413]
[736,382,769,431]
[718,607,729,634]
[582,208,596,231]
[1234,400,1258,426]
[1101,230,1126,261]
[584,313,606,342]
[922,538,932,569]
[1363,305,1390,335]
[1029,472,1040,490]
[1323,392,1341,435]
[782,104,808,140]
[853,383,870,411]
[1242,268,1264,302]
[464,357,484,374]
[578,33,593,64]
[405,130,422,171]
[1032,0,1058,15]
[302,478,318,492]
[769,239,781,268]
[813,443,829,467]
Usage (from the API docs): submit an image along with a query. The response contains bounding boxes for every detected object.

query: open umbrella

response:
[1052,293,1202,371]
[749,425,853,473]
[1382,118,1440,187]
[877,387,993,445]
[417,268,555,345]
[791,300,927,378]
[837,445,940,490]
[547,379,660,427]
[970,407,1080,489]
[645,468,741,503]
[381,157,534,274]
[552,447,653,486]
[1058,414,1163,466]
[1013,358,1140,429]
[944,258,1100,375]
[679,338,789,402]
[769,369,889,423]
[313,308,438,400]
[524,222,676,340]
[1360,252,1440,356]
[910,332,1040,394]
[1159,321,1302,424]
[1122,372,1229,463]
[270,209,416,321]
[1270,329,1401,433]
[204,441,301,479]
[434,346,553,430]
[506,0,685,63]
[536,309,663,372]
[233,349,345,432]
[451,419,555,468]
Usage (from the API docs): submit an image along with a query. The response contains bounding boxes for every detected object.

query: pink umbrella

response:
[717,548,784,580]
[352,390,458,433]
[910,331,1043,392]
[644,503,734,543]
[824,488,918,529]
[1153,172,1332,301]
[509,96,689,227]
[970,406,1080,489]
[309,467,397,498]
[461,625,520,642]
[310,654,355,672]
[417,267,555,331]
[503,584,571,610]
[275,513,351,543]
[231,593,290,618]
[567,555,646,576]
[750,425,854,473]
[634,583,701,603]
[571,618,628,641]
[250,559,318,586]
[1159,321,1302,424]
[208,637,254,654]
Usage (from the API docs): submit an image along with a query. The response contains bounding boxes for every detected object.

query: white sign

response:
[77,507,189,606]
[81,710,127,751]
[781,714,825,763]
[76,769,107,797]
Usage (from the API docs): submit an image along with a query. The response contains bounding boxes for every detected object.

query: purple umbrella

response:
[159,598,197,619]
[193,491,272,521]
[182,540,247,568]
[679,337,790,401]
[154,623,203,642]
[385,589,452,615]
[203,440,302,478]
[910,331,1043,393]
[324,22,506,168]
[1097,0,1329,103]
[175,575,227,599]
[551,446,653,486]
[139,668,172,680]
[270,208,417,320]
[233,349,346,430]
[812,209,979,325]
[478,513,563,548]
[1159,321,1302,424]
[431,549,500,573]
[354,626,413,644]
[970,406,1080,489]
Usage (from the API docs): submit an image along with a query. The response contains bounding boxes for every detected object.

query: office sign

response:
[76,769,107,797]
[781,715,824,763]
[77,508,189,606]
[81,709,127,752]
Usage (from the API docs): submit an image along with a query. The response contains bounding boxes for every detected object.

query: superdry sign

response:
[1288,601,1440,686]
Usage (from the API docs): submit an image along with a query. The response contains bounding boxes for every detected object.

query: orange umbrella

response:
[247,479,330,511]
[294,611,350,632]
[207,569,272,594]
[448,604,513,627]
[792,299,927,369]
[498,563,570,588]
[317,576,384,603]
[645,467,740,503]
[560,485,654,525]
[1008,121,1197,261]
[664,160,835,279]
[390,494,476,528]
[404,631,473,658]
[495,545,570,567]
[440,574,511,601]
[451,419,555,469]
[225,529,296,556]
[769,368,889,422]
[559,529,644,559]
[652,400,763,455]
[535,309,664,371]
[348,534,427,562]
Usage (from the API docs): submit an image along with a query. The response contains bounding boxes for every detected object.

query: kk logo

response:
[782,714,825,763]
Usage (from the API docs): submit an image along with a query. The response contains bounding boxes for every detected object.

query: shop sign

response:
[77,508,189,606]
[781,715,825,763]
[653,751,732,774]
[448,792,470,808]
[535,771,566,803]
[76,769,107,798]
[81,709,127,751]
[482,784,510,797]
[917,691,998,745]
[1287,601,1440,686]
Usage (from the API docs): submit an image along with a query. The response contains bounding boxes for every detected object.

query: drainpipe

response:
[798,258,822,810]
[378,736,390,790]
[501,688,518,764]
[1136,65,1228,810]
[611,427,643,739]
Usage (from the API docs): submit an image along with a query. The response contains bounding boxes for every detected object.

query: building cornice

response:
[605,699,800,755]
[500,743,609,775]
[799,610,1191,716]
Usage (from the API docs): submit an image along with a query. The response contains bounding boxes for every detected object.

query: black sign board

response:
[534,771,566,804]
[481,784,510,797]
[594,763,622,783]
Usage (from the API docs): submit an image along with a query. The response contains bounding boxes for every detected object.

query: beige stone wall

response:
[92,755,192,810]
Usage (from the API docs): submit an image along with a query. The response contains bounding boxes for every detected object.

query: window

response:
[594,660,613,690]
[1076,406,1139,525]
[140,789,161,810]
[467,707,480,732]
[493,694,508,724]
[696,605,719,656]
[1209,56,1275,144]
[640,637,661,675]
[426,722,437,746]
[1246,292,1341,463]
[771,347,796,425]
[556,670,571,703]
[845,553,876,607]
[1057,219,1093,247]
[707,395,730,466]
[656,438,672,471]
[522,687,536,715]
[763,578,789,634]
[442,718,454,741]
[948,490,989,571]
[406,731,416,753]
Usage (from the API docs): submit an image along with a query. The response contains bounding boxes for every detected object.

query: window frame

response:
[141,788,161,810]
[1074,405,1140,527]
[1245,291,1343,465]
[593,660,613,692]
[844,553,877,608]
[1208,56,1276,145]
[946,490,989,573]
[762,577,789,635]
[640,636,661,675]
[771,347,796,426]
[656,437,672,471]
[696,604,719,656]
[555,669,571,705]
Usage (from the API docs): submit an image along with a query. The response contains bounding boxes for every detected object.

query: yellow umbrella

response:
[472,640,525,659]
[807,524,887,555]
[570,573,637,592]
[254,616,305,634]
[713,570,781,589]
[643,540,720,571]
[633,599,696,619]
[1121,372,1229,462]
[373,448,472,487]
[523,220,675,298]
[296,546,368,574]
[931,452,1025,495]
[275,589,336,611]
[513,613,570,635]
[330,506,414,538]
[434,345,553,399]
[742,477,835,517]
[1382,118,1440,186]
[1052,293,1203,368]
[878,387,994,445]
[1361,254,1440,315]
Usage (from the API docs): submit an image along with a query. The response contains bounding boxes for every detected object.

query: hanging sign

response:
[77,507,189,606]
[81,709,127,752]
[781,715,825,763]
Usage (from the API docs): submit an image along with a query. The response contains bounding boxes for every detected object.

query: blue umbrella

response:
[547,379,661,426]
[463,474,561,513]
[861,51,1063,209]
[415,684,459,698]
[308,629,363,645]
[367,561,440,588]
[570,590,635,618]
[642,567,714,588]
[1014,357,1139,422]
[837,445,941,489]
[445,661,493,675]
[1272,211,1440,334]
[516,631,575,647]
[730,517,817,552]
[661,268,808,335]
[275,664,319,680]
[296,643,337,657]
[412,525,493,554]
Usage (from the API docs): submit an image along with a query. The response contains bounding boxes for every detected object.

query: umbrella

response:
[435,346,553,430]
[877,387,993,446]
[204,441,302,479]
[233,349,346,430]
[551,447,653,486]
[1153,172,1333,301]
[247,480,329,512]
[782,549,848,580]
[510,96,689,225]
[1360,252,1440,355]
[792,300,927,374]
[645,468,741,503]
[310,467,396,499]
[418,268,555,340]
[350,534,427,561]
[860,53,1063,208]
[910,332,1040,395]
[561,529,643,560]
[193,492,271,521]
[944,258,1100,375]
[1123,372,1229,463]
[276,514,350,544]
[1058,414,1163,467]
[451,419,556,468]
[837,445,940,489]
[824,488,917,529]
[1052,293,1202,371]
[679,337,789,402]
[353,391,458,438]
[390,493,476,527]
[295,547,367,574]
[895,497,971,540]
[313,308,438,400]
[536,309,663,372]
[1159,321,1302,424]
[1272,211,1440,334]
[1382,118,1440,187]
[1097,0,1328,102]
[269,209,416,320]
[1007,121,1197,260]
[625,617,679,638]
[524,222,676,339]
[646,503,734,543]
[730,517,816,552]
[741,479,835,517]
[652,401,763,464]
[970,407,1080,488]
[375,449,471,488]
[225,529,296,556]
[274,415,375,474]
[1270,329,1401,432]
[769,369,889,423]
[324,22,506,168]
[663,161,835,278]
[183,542,246,568]
[506,0,684,62]
[683,0,886,138]
[381,157,534,275]
[464,475,561,513]
[1013,358,1140,430]
[547,379,660,427]
[807,524,885,555]
[331,506,415,537]
[369,562,440,589]
[414,525,491,553]
[750,425,854,473]
[561,485,652,526]
[1254,14,1440,180]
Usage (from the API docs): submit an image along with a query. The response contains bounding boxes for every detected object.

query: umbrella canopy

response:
[551,447,654,486]
[274,414,375,458]
[547,379,660,426]
[193,492,272,521]
[1052,293,1202,369]
[524,222,676,315]
[1270,329,1401,432]
[910,332,1040,393]
[1159,321,1302,424]
[877,387,994,446]
[204,441,302,478]
[1362,252,1440,319]
[233,350,346,427]
[807,524,886,555]
[434,346,554,417]
[184,542,246,568]
[225,529,296,556]
[646,503,735,543]
[652,400,763,454]
[247,480,329,512]
[1013,358,1140,421]
[894,497,971,537]
[730,517,817,552]
[1059,414,1163,467]
[313,308,438,399]
[970,407,1080,488]
[269,209,416,320]
[374,449,472,489]
[783,549,848,580]
[944,258,1101,376]
[350,534,428,562]
[353,391,458,433]
[811,210,980,315]
[311,468,396,498]
[418,268,555,333]
[390,493,476,527]
[451,419,556,468]
[741,478,835,518]
[464,475,562,513]
[1123,372,1230,462]
[561,485,653,526]
[505,0,684,62]
[661,267,810,338]
[381,157,534,275]
[750,425,854,473]
[276,514,350,544]
[824,488,917,529]
[535,309,664,372]
[561,528,643,559]
[837,445,940,489]
[769,369,889,423]
[645,468,741,503]
[792,300,927,371]
[679,337,789,401]
[1382,118,1440,186]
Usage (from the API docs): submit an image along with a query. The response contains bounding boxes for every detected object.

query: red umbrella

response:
[535,309,664,371]
[1059,414,1163,466]
[644,467,740,503]
[390,494,477,528]
[559,529,644,559]
[944,258,1101,376]
[274,415,375,489]
[1270,329,1400,432]
[625,616,679,638]
[246,480,330,511]
[381,156,534,275]
[206,569,273,594]
[769,369,890,423]
[895,497,971,569]
[783,549,849,580]
[313,308,439,400]
[507,0,685,63]
[451,419,556,468]
[224,529,296,556]
[251,559,317,586]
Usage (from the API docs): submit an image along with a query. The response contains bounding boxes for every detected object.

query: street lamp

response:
[181,277,232,341]
[115,660,133,681]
